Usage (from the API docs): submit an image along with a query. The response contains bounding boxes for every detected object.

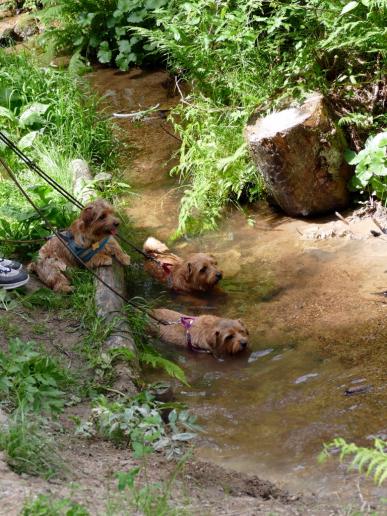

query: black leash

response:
[0,156,169,327]
[0,131,157,263]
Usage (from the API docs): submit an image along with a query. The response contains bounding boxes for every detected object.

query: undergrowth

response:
[39,0,168,70]
[0,335,71,478]
[76,391,199,459]
[137,0,387,234]
[319,437,387,486]
[0,49,118,256]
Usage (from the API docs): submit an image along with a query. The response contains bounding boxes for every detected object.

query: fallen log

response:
[94,261,140,395]
[71,159,139,395]
[245,93,352,217]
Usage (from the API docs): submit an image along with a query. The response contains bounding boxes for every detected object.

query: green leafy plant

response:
[40,0,168,70]
[347,131,387,200]
[0,410,64,479]
[0,49,119,256]
[0,337,71,414]
[319,437,387,486]
[21,494,89,515]
[112,462,188,516]
[136,0,387,234]
[76,392,200,459]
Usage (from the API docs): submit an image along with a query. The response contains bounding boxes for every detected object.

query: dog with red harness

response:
[143,237,223,293]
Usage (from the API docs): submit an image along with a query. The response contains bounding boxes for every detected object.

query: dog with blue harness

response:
[28,199,130,293]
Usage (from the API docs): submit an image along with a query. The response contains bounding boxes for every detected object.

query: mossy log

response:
[71,159,140,395]
[245,93,352,217]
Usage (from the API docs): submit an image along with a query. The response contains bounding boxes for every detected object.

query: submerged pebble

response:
[248,348,274,363]
[294,373,319,384]
[345,384,371,396]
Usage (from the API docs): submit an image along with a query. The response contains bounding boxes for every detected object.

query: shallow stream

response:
[91,67,387,506]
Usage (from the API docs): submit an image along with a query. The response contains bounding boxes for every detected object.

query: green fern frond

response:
[140,351,188,386]
[319,437,387,485]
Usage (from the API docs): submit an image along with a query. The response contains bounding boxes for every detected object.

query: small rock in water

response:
[180,391,206,398]
[248,348,274,363]
[203,371,223,382]
[294,373,319,384]
[344,384,371,396]
[351,377,367,384]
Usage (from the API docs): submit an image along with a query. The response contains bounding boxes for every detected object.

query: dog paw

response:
[119,254,131,266]
[54,284,74,294]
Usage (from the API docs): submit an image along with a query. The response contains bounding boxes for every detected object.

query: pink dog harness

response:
[179,316,210,353]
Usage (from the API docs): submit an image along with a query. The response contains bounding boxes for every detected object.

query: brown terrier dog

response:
[143,237,223,293]
[151,308,249,355]
[29,199,130,293]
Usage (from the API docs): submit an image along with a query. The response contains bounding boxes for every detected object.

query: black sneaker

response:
[0,257,22,270]
[0,265,29,290]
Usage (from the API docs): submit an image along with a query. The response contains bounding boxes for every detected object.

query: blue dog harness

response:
[58,231,110,263]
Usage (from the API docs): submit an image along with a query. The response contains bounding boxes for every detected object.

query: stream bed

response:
[90,67,387,507]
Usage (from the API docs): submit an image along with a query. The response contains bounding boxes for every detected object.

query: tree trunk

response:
[245,93,352,217]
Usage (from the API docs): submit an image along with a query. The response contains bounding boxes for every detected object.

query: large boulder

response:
[245,93,352,217]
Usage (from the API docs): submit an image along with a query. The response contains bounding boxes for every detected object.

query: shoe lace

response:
[0,264,11,273]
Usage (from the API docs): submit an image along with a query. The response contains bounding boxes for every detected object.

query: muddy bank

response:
[0,428,338,516]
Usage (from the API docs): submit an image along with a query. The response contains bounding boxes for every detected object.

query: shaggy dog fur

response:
[151,308,249,355]
[143,237,223,293]
[28,199,130,293]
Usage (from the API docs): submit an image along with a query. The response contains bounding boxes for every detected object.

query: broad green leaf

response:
[145,0,168,8]
[19,103,50,128]
[118,0,134,10]
[344,148,357,164]
[370,132,387,148]
[0,106,15,122]
[97,41,112,64]
[118,39,132,53]
[127,12,144,23]
[18,130,39,150]
[171,432,197,441]
[341,1,359,15]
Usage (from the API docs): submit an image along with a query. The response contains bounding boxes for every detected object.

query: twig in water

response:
[371,216,387,234]
[335,211,349,226]
[98,385,128,398]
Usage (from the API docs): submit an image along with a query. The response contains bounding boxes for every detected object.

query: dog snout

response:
[216,271,223,280]
[240,340,248,349]
[113,220,120,228]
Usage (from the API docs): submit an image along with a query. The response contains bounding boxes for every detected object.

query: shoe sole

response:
[2,276,30,290]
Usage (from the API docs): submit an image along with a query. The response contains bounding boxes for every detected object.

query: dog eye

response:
[224,334,233,341]
[99,214,106,221]
[200,266,207,273]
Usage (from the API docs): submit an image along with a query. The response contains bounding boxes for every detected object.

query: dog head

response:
[79,199,120,240]
[183,253,222,291]
[204,317,249,355]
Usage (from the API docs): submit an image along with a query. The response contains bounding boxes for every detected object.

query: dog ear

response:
[81,205,95,226]
[184,262,192,281]
[210,329,220,349]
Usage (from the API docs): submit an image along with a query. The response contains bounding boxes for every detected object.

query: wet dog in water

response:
[29,199,130,293]
[151,308,249,355]
[143,237,223,293]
